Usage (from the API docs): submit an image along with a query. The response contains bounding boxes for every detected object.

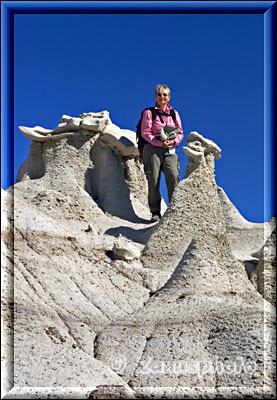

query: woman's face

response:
[155,89,170,108]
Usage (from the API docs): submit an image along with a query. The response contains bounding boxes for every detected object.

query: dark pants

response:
[142,143,180,214]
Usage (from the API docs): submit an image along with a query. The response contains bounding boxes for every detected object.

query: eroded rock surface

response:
[1,120,276,399]
[96,134,275,396]
[18,111,139,157]
[255,228,276,305]
[140,133,225,276]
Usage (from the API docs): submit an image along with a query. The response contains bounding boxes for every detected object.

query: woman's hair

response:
[155,84,171,98]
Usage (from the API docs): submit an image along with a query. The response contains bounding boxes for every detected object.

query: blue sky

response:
[2,8,275,222]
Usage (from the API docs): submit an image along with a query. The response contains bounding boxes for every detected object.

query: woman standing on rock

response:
[141,84,184,222]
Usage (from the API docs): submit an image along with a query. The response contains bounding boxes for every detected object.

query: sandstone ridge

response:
[1,112,275,399]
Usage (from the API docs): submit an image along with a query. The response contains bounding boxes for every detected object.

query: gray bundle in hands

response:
[159,125,180,141]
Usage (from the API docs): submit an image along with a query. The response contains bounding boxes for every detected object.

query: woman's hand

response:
[162,139,175,149]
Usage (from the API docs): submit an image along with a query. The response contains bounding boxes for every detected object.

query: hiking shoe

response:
[151,212,161,223]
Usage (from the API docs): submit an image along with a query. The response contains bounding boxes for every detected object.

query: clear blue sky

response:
[3,9,275,222]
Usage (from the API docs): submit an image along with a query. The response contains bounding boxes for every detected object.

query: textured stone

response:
[140,152,226,277]
[1,120,275,399]
[113,235,141,261]
[183,131,221,178]
[2,125,152,395]
[255,228,276,305]
[217,187,275,261]
[18,111,139,157]
[95,222,271,391]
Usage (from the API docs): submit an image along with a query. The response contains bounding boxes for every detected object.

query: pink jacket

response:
[141,104,184,147]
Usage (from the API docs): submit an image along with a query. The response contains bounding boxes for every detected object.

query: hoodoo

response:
[1,112,275,399]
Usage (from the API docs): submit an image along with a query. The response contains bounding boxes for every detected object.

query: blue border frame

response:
[0,1,275,13]
[264,4,276,222]
[1,1,276,397]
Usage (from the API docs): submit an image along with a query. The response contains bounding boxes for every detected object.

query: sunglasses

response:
[157,93,168,97]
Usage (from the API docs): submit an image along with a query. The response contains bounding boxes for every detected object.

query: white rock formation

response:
[1,119,276,399]
[255,228,276,305]
[217,187,275,261]
[96,133,275,397]
[19,111,139,157]
[113,235,141,261]
[183,131,221,177]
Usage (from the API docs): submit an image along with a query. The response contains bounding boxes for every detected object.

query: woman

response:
[141,84,184,222]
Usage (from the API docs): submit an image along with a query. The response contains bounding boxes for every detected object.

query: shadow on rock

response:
[85,139,149,224]
[105,224,158,245]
